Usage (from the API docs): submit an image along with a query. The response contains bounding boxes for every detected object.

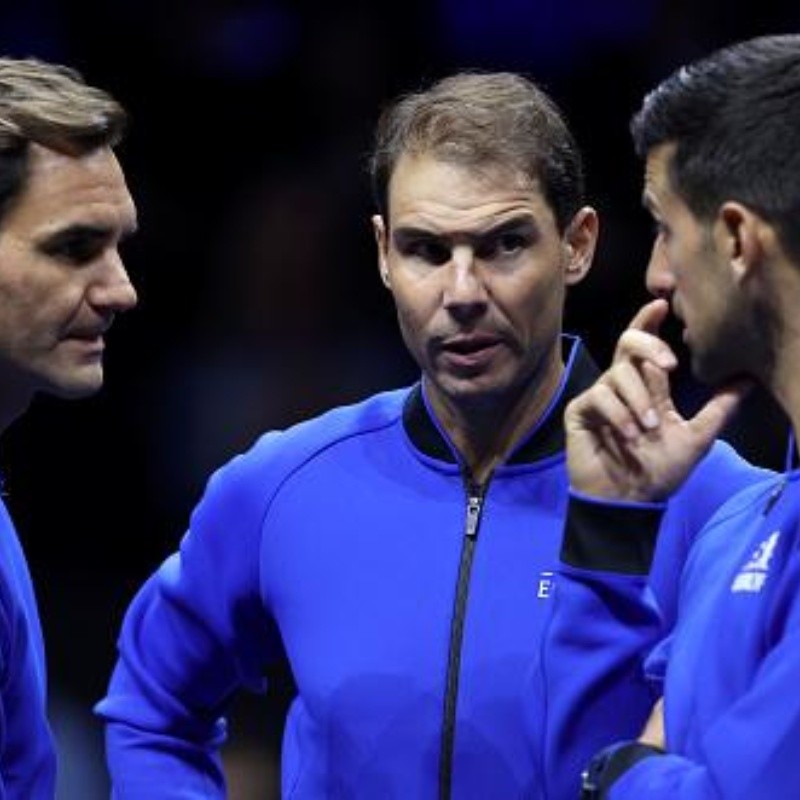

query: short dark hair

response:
[0,57,126,226]
[369,71,584,233]
[631,34,800,261]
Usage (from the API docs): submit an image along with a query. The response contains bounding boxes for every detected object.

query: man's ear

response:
[717,202,775,283]
[372,214,391,288]
[563,206,599,286]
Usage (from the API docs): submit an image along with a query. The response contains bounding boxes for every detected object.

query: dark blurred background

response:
[1,1,796,796]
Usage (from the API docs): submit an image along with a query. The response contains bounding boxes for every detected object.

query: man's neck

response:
[763,264,800,448]
[426,360,565,485]
[772,340,800,451]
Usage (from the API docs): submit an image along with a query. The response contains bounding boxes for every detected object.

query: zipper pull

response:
[763,479,788,517]
[465,495,482,537]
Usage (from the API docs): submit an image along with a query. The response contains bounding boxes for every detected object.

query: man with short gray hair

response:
[0,57,137,797]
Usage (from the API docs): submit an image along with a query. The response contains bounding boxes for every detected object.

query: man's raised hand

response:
[565,299,748,501]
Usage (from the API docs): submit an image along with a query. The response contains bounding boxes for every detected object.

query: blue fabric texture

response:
[0,498,56,798]
[552,472,798,800]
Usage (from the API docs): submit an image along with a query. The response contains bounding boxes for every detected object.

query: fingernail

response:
[643,409,659,428]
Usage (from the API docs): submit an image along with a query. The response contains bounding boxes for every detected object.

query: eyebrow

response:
[392,214,538,248]
[39,222,137,245]
[35,223,137,261]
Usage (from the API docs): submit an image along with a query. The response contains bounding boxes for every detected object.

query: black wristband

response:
[580,740,664,799]
[562,495,664,575]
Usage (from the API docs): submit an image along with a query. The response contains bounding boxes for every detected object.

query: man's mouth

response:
[439,333,504,370]
[669,304,688,341]
[62,327,109,355]
[65,320,112,341]
[441,333,502,355]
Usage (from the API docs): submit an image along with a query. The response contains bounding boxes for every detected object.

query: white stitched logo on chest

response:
[730,530,780,594]
[537,571,555,599]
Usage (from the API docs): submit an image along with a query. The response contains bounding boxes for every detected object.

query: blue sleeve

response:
[611,547,800,799]
[540,493,666,800]
[541,443,772,800]
[654,440,773,629]
[96,437,285,799]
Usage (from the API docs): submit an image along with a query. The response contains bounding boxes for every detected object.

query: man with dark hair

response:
[98,72,765,799]
[0,58,137,797]
[547,34,800,798]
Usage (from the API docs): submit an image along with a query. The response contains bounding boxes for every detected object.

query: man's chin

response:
[43,368,105,400]
[436,376,510,409]
[690,350,745,388]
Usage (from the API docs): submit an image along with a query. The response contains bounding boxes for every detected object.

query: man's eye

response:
[405,240,450,265]
[42,236,103,265]
[497,232,527,254]
[477,232,528,260]
[59,240,100,263]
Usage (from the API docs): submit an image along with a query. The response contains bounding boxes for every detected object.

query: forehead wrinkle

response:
[19,145,134,220]
[387,151,546,228]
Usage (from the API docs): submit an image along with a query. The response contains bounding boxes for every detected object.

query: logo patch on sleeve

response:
[731,531,780,594]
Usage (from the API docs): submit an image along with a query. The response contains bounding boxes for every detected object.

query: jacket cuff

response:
[561,493,665,575]
[581,740,664,799]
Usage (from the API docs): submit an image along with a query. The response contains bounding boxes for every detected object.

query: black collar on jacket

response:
[402,338,600,466]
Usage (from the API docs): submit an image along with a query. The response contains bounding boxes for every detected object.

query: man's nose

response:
[443,245,488,320]
[645,237,674,299]
[88,251,138,313]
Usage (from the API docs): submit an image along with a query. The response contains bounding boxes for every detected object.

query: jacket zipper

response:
[438,482,486,800]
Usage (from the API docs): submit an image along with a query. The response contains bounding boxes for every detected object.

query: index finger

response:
[614,299,676,369]
[628,298,670,335]
[614,328,677,370]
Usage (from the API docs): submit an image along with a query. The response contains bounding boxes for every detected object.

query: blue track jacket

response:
[550,470,798,799]
[96,339,770,799]
[0,497,55,798]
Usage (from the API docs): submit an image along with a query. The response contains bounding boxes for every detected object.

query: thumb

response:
[689,379,752,445]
